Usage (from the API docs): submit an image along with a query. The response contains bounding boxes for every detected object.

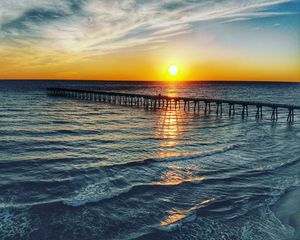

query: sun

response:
[168,65,179,76]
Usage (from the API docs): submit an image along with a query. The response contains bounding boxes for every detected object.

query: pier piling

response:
[47,88,299,122]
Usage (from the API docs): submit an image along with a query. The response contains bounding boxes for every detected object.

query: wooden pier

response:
[47,88,300,122]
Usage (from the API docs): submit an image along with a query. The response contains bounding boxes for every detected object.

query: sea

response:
[0,80,300,240]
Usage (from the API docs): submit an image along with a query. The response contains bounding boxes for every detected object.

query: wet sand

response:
[273,187,300,239]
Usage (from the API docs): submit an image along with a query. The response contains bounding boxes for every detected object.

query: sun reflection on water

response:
[154,85,212,228]
[152,166,206,186]
[160,198,215,227]
[156,85,182,148]
[158,111,180,148]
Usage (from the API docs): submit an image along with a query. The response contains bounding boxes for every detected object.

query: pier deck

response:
[47,88,300,122]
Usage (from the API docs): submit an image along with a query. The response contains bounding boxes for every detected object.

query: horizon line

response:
[0,79,300,83]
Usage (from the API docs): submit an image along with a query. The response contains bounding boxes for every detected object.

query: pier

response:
[47,88,300,122]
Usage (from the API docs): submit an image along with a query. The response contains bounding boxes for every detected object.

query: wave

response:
[99,144,237,169]
[271,156,300,172]
[159,198,215,231]
[137,207,295,240]
[0,155,108,169]
[246,156,300,175]
[64,167,299,211]
[63,176,207,207]
[63,179,132,207]
[1,198,297,240]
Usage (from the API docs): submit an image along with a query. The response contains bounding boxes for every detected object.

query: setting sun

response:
[168,65,179,76]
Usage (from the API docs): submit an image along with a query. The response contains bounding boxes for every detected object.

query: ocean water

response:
[0,80,300,240]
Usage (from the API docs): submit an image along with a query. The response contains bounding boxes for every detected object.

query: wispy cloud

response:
[0,0,296,55]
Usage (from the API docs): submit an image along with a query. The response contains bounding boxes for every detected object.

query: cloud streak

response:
[0,0,296,55]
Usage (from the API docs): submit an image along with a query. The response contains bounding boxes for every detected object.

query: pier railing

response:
[47,88,300,122]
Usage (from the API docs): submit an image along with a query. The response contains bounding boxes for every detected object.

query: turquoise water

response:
[0,81,300,240]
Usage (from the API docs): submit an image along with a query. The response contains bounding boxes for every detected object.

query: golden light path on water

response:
[155,84,182,149]
[1,81,300,239]
[153,85,211,227]
[160,198,215,227]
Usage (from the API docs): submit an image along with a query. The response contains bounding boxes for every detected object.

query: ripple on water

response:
[1,81,300,240]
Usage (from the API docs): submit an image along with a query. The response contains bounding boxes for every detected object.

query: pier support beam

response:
[229,103,235,116]
[271,107,278,121]
[242,105,248,118]
[256,105,263,119]
[287,108,294,122]
[47,88,299,123]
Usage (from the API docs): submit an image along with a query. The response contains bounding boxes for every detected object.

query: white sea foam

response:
[0,208,31,239]
[166,207,295,240]
[64,178,130,207]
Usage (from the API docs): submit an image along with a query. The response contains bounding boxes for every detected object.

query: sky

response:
[0,0,299,81]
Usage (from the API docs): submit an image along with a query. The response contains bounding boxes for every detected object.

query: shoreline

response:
[272,186,300,239]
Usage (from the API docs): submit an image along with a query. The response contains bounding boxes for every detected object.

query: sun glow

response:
[168,65,179,76]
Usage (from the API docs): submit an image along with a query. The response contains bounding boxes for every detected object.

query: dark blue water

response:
[0,81,300,240]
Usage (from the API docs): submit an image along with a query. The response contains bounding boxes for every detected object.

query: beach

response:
[274,187,300,239]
